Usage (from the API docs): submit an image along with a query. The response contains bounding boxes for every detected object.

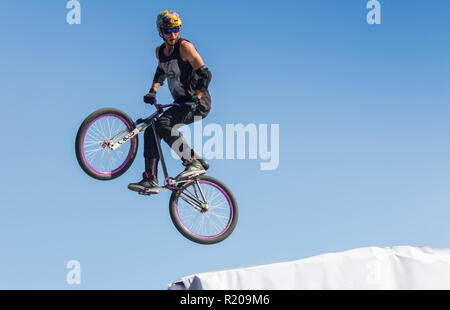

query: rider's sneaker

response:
[175,158,209,180]
[128,172,159,193]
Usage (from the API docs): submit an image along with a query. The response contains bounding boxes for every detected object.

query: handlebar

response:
[154,102,181,114]
[134,102,181,126]
[155,102,181,109]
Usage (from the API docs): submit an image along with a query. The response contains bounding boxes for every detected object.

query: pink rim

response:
[176,180,234,239]
[81,113,135,176]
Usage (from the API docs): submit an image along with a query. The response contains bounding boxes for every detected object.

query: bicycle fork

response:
[177,180,210,213]
[108,123,147,151]
[106,119,171,186]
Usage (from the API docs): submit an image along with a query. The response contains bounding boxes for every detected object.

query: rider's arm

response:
[180,41,212,99]
[151,46,165,92]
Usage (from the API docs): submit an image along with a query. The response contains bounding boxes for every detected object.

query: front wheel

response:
[75,107,138,180]
[169,175,238,244]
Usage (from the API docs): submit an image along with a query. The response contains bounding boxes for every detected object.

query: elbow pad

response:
[193,65,212,91]
[153,66,166,86]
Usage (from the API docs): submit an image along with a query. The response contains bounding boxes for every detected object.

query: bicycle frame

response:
[107,103,193,192]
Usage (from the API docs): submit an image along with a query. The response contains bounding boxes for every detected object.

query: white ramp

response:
[168,246,450,290]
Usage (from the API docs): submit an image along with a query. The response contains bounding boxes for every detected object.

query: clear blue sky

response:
[0,0,449,289]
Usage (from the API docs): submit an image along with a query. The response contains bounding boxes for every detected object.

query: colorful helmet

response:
[156,10,182,35]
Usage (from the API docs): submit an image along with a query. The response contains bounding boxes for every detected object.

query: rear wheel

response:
[75,107,138,180]
[169,175,238,244]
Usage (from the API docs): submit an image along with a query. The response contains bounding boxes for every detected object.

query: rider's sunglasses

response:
[162,27,181,35]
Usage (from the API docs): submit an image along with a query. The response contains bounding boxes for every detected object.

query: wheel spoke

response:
[98,118,107,139]
[208,201,228,210]
[83,140,102,147]
[206,191,222,205]
[91,122,106,140]
[85,131,103,143]
[107,117,112,140]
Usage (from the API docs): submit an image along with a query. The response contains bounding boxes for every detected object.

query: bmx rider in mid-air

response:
[128,10,212,194]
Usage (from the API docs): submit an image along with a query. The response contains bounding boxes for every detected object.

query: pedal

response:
[138,190,153,196]
[138,187,162,195]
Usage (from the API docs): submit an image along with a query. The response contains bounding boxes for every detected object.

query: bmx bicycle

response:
[75,102,238,244]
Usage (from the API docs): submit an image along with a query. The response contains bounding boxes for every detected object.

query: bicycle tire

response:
[169,175,238,244]
[75,107,138,180]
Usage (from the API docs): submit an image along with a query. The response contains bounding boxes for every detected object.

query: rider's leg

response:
[157,98,211,180]
[127,126,163,193]
[127,158,159,192]
[158,104,209,158]
[145,157,159,179]
[127,169,159,193]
